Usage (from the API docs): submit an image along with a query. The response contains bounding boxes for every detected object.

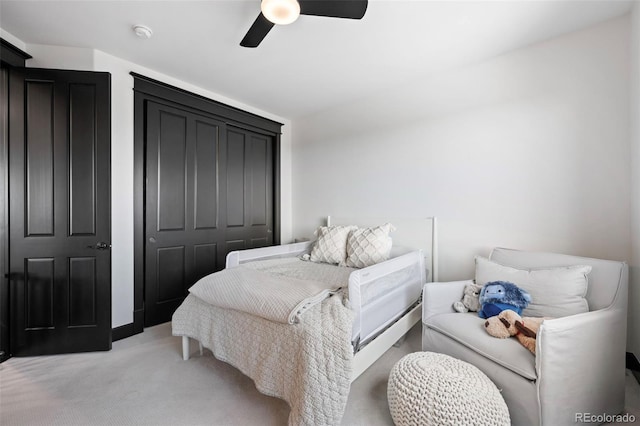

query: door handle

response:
[88,242,111,250]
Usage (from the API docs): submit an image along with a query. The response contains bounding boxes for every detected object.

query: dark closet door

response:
[225,126,274,252]
[144,103,275,327]
[8,68,111,355]
[144,102,227,326]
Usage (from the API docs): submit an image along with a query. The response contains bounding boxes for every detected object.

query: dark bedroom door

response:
[143,102,275,327]
[8,68,112,356]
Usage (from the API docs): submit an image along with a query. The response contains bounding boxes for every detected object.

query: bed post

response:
[182,336,190,361]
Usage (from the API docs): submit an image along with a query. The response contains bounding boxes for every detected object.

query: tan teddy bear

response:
[483,309,549,354]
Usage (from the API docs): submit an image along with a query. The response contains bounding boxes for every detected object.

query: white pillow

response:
[309,225,355,265]
[475,256,591,318]
[343,223,394,268]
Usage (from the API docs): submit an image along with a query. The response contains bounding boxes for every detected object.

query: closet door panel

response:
[145,103,189,324]
[144,102,226,326]
[194,120,219,230]
[248,134,270,227]
[156,246,186,303]
[193,243,218,283]
[225,127,273,250]
[157,111,187,232]
[226,129,245,227]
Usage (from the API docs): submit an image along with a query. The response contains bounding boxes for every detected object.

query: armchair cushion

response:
[424,312,536,380]
[475,256,591,318]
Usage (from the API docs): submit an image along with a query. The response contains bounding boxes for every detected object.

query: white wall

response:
[16,40,293,328]
[293,17,631,285]
[629,2,640,358]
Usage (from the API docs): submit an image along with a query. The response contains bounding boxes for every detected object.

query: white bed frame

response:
[182,216,438,382]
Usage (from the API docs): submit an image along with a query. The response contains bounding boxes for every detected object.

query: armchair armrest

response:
[422,280,473,321]
[536,307,626,424]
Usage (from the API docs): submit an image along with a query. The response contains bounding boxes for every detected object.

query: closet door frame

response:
[1,39,32,362]
[128,73,282,338]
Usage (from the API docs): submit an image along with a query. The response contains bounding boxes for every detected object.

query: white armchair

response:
[422,248,628,426]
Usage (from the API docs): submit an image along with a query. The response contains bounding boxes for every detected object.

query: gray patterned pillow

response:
[343,223,395,268]
[310,225,355,265]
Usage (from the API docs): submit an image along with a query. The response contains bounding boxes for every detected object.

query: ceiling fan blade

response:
[240,13,275,48]
[299,0,368,19]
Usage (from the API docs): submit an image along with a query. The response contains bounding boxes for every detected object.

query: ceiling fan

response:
[240,0,368,48]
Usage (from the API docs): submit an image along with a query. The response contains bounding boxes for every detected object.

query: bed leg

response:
[182,336,190,361]
[199,341,203,356]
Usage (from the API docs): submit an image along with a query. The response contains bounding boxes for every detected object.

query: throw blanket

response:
[172,293,354,426]
[188,258,352,324]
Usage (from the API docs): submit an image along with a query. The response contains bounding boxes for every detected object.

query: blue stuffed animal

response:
[478,280,531,319]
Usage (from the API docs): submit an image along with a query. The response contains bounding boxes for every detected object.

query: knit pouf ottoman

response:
[387,352,510,426]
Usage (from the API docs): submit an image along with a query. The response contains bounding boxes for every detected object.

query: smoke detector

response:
[132,25,153,39]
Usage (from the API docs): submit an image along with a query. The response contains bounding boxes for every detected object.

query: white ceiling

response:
[0,0,634,119]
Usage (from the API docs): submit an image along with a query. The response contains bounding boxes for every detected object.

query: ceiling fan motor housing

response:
[261,0,301,25]
[241,0,368,48]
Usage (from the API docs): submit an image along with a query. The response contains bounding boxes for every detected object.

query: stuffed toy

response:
[483,309,548,354]
[453,282,483,313]
[477,280,531,319]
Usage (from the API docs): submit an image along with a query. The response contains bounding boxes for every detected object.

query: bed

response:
[171,216,438,425]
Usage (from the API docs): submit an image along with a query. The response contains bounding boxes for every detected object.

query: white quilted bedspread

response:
[172,292,354,426]
[188,258,354,324]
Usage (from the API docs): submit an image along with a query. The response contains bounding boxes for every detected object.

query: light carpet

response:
[1,323,638,425]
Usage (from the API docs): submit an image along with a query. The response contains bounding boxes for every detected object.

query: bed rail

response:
[226,241,312,268]
[349,249,425,346]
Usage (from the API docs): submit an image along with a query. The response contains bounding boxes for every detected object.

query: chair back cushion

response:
[476,256,590,317]
[489,248,626,312]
